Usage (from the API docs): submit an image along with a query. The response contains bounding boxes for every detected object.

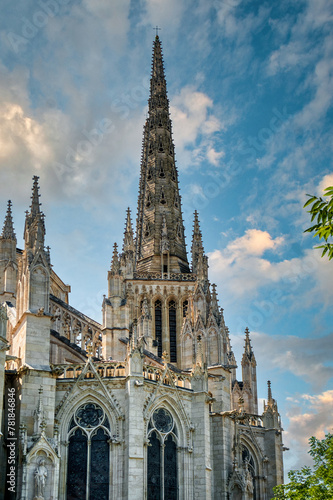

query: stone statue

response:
[34,459,47,499]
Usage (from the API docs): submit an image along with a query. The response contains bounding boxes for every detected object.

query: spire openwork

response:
[135,36,189,274]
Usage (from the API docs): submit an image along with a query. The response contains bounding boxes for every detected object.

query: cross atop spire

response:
[135,37,189,274]
[154,26,161,37]
[1,200,16,240]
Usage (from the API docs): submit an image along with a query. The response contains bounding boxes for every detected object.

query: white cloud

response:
[207,147,225,166]
[228,229,284,256]
[317,173,333,195]
[283,390,333,470]
[248,331,333,391]
[170,86,221,169]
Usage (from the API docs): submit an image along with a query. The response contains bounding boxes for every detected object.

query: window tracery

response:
[66,402,111,500]
[147,408,178,499]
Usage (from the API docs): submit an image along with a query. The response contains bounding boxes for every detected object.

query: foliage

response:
[273,433,333,499]
[304,186,333,260]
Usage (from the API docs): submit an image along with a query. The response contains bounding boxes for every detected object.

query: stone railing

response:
[143,364,192,390]
[52,361,126,379]
[52,360,192,390]
[133,272,197,282]
[50,295,102,358]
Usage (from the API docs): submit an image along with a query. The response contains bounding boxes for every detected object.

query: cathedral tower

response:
[135,36,189,274]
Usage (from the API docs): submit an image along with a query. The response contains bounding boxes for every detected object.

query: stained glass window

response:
[67,402,111,500]
[147,408,178,499]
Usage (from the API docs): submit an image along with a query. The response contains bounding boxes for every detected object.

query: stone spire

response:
[24,176,46,251]
[267,380,273,405]
[191,211,208,280]
[243,327,254,360]
[262,380,281,428]
[123,208,135,253]
[241,327,258,414]
[1,201,16,240]
[110,243,120,275]
[135,36,189,274]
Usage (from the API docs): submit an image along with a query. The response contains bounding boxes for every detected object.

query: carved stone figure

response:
[34,459,47,499]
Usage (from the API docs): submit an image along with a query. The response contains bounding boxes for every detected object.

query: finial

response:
[154,26,161,37]
[86,343,94,358]
[1,200,16,240]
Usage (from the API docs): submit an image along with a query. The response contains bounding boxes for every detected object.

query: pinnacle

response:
[268,380,273,404]
[1,200,16,240]
[244,327,252,355]
[30,175,42,218]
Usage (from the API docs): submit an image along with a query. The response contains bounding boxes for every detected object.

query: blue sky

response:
[1,0,333,475]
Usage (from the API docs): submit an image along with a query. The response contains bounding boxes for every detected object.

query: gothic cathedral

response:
[0,36,284,499]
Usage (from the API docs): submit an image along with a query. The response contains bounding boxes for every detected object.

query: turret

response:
[17,177,51,319]
[0,200,17,301]
[241,327,258,413]
[13,176,52,370]
[262,380,280,428]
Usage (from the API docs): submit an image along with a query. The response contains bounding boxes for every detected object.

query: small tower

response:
[191,211,208,281]
[241,327,258,414]
[14,176,52,368]
[0,201,17,302]
[10,177,55,439]
[262,380,284,491]
[102,243,128,361]
[262,380,280,429]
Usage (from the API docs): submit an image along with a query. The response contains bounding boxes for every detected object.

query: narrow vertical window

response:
[147,431,161,499]
[182,300,188,318]
[147,408,178,500]
[155,300,162,358]
[169,300,177,363]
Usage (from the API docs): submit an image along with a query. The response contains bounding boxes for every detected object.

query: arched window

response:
[67,402,111,500]
[147,408,178,499]
[155,300,162,358]
[169,300,177,363]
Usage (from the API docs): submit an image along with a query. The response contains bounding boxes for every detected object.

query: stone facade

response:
[0,36,285,499]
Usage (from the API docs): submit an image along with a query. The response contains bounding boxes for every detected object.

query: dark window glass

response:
[169,301,177,363]
[164,435,177,499]
[67,429,87,500]
[155,300,162,358]
[147,431,161,500]
[90,428,110,500]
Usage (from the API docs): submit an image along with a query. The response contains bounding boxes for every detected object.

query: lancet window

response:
[155,300,162,358]
[169,300,177,363]
[66,402,111,500]
[147,408,178,499]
